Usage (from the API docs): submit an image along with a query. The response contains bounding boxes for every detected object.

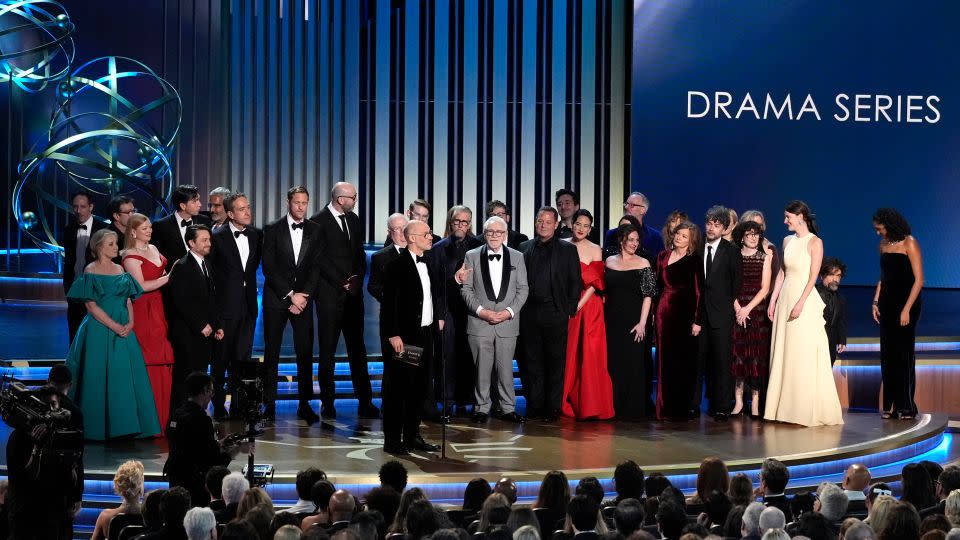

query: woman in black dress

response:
[655,221,702,420]
[605,224,657,419]
[872,208,923,420]
[730,221,772,418]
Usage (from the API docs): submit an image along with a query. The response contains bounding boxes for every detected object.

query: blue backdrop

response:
[631,1,960,287]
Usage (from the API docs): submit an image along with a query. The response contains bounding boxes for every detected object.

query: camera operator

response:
[5,385,84,540]
[47,364,83,431]
[164,372,252,506]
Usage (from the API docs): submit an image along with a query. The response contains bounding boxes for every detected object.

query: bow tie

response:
[416,256,425,264]
[488,254,501,261]
[234,229,249,238]
[291,222,304,230]
[180,219,192,228]
[78,224,87,230]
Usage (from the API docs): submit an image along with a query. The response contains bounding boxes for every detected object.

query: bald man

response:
[310,182,378,420]
[842,464,872,514]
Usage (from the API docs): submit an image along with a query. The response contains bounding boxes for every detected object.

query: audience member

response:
[183,507,217,540]
[219,519,259,540]
[389,488,428,534]
[728,473,754,507]
[139,486,191,540]
[567,494,605,535]
[92,460,145,540]
[842,465,872,515]
[507,507,541,535]
[613,499,644,537]
[301,481,338,529]
[406,499,441,540]
[611,461,645,505]
[205,466,231,512]
[690,457,730,505]
[866,483,893,516]
[135,488,168,538]
[282,468,328,514]
[923,514,953,535]
[758,506,785,536]
[577,477,606,506]
[791,511,833,540]
[534,470,572,514]
[758,459,793,521]
[275,524,304,540]
[720,504,745,539]
[866,495,898,532]
[514,524,542,540]
[878,501,921,540]
[477,494,512,532]
[271,512,302,535]
[464,478,493,512]
[933,468,960,517]
[903,463,939,512]
[655,501,686,540]
[815,482,850,524]
[845,522,878,540]
[380,460,410,493]
[643,474,671,498]
[922,531,947,540]
[496,478,520,506]
[328,490,357,533]
[217,472,250,523]
[946,490,960,527]
[760,530,789,540]
[351,510,386,540]
[365,486,401,527]
[741,502,765,540]
[702,490,732,534]
[301,525,332,540]
[244,502,275,539]
[238,487,274,519]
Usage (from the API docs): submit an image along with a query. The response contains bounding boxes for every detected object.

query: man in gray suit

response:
[459,216,529,424]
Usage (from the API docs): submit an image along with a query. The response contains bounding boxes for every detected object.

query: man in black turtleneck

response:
[518,206,581,422]
[817,257,848,365]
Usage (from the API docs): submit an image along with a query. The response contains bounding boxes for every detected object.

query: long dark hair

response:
[785,200,818,235]
[873,208,912,242]
[534,470,570,512]
[900,463,937,511]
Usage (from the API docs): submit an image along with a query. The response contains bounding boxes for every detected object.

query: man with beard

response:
[817,257,848,365]
[205,187,231,231]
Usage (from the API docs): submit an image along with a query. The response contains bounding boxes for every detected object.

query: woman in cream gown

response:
[764,201,843,427]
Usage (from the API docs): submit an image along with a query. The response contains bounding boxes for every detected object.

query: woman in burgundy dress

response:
[562,209,615,420]
[730,221,772,418]
[121,213,174,431]
[655,221,702,420]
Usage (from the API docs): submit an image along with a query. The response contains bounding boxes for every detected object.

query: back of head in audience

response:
[496,478,519,506]
[479,493,512,531]
[392,488,428,534]
[843,465,872,492]
[695,457,730,502]
[839,518,860,539]
[655,500,686,540]
[945,529,960,540]
[406,499,439,540]
[643,473,671,499]
[142,488,168,530]
[301,526,332,540]
[939,467,960,501]
[205,465,231,501]
[162,487,192,533]
[794,511,833,540]
[223,472,251,505]
[922,531,947,540]
[568,494,601,533]
[922,462,945,490]
[760,459,789,495]
[659,487,686,511]
[380,460,409,493]
[238,487,273,520]
[297,468,328,501]
[271,512,301,533]
[432,529,468,540]
[275,524,304,540]
[728,473,754,507]
[576,477,605,506]
[946,490,960,528]
[704,490,732,526]
[487,525,513,540]
[761,529,790,540]
[816,482,850,522]
[642,497,660,526]
[535,470,571,512]
[464,478,493,512]
[759,506,786,533]
[506,506,540,535]
[332,529,361,540]
[844,522,878,540]
[613,498,644,537]
[113,460,145,503]
[329,489,357,522]
[923,514,953,535]
[350,510,383,540]
[364,486,401,529]
[742,501,766,537]
[722,504,745,538]
[878,501,921,540]
[246,502,275,539]
[312,480,337,513]
[513,524,541,540]
[614,461,645,502]
[625,531,656,540]
[183,507,217,540]
[902,463,937,511]
[867,484,893,513]
[220,519,259,540]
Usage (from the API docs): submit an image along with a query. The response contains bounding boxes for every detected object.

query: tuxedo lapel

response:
[246,229,261,273]
[497,249,512,303]
[479,246,496,301]
[222,228,243,270]
[297,226,311,269]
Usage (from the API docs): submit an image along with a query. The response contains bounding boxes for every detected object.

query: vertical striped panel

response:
[403,0,419,206]
[578,0,596,221]
[344,1,361,186]
[330,0,345,185]
[432,0,449,216]
[317,0,331,203]
[519,0,537,236]
[461,0,479,220]
[490,0,507,206]
[374,0,391,235]
[608,0,627,226]
[550,0,566,198]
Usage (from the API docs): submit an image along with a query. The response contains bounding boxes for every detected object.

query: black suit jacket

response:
[150,213,212,263]
[368,245,403,302]
[696,239,742,328]
[210,225,262,320]
[167,254,219,347]
[309,207,367,296]
[61,219,107,293]
[519,237,582,317]
[817,284,848,362]
[431,235,484,319]
[507,229,529,250]
[381,249,447,345]
[261,216,322,310]
[762,494,794,522]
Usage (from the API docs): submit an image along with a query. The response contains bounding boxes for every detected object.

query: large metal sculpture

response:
[0,0,75,92]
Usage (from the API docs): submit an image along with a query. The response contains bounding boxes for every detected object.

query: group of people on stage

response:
[59,182,924,448]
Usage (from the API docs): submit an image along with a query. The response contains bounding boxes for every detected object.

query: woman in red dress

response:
[561,209,615,420]
[121,213,175,431]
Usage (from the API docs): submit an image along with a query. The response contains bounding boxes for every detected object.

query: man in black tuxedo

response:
[151,184,212,263]
[486,200,528,250]
[261,186,322,422]
[817,257,848,365]
[368,213,409,302]
[107,195,135,264]
[209,193,262,419]
[206,187,231,231]
[432,205,483,416]
[380,220,445,455]
[518,206,581,422]
[167,225,224,412]
[696,205,743,421]
[309,181,378,420]
[61,190,107,343]
[383,199,441,246]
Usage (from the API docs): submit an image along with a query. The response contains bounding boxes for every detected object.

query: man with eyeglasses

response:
[384,199,441,246]
[106,195,135,264]
[309,181,378,421]
[431,206,484,419]
[459,216,529,424]
[602,192,665,259]
[486,200,528,250]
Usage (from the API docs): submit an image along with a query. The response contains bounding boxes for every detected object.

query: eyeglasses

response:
[336,194,358,201]
[484,230,506,237]
[743,232,759,238]
[625,203,647,209]
[451,219,471,227]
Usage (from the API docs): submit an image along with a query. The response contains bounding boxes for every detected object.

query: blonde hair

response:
[237,487,273,519]
[113,460,145,501]
[946,489,960,527]
[868,494,897,533]
[123,213,151,250]
[89,228,117,259]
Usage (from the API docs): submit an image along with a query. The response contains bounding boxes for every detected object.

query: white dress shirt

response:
[704,237,721,276]
[287,214,304,265]
[411,250,433,327]
[74,216,94,276]
[229,222,250,270]
[477,247,514,318]
[327,202,349,238]
[176,211,193,249]
[190,251,207,276]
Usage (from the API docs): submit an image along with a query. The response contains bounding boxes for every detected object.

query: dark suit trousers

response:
[212,312,256,411]
[520,302,568,414]
[67,301,86,345]
[315,293,373,406]
[170,337,213,416]
[698,314,734,415]
[382,326,432,447]
[262,305,314,408]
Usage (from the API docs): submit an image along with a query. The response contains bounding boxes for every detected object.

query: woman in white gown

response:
[764,201,843,426]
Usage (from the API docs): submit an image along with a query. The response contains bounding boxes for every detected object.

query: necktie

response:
[338,214,350,241]
[201,259,210,278]
[416,256,425,264]
[180,219,192,228]
[234,229,249,238]
[291,222,304,230]
[78,224,87,231]
[488,254,501,261]
[706,245,714,277]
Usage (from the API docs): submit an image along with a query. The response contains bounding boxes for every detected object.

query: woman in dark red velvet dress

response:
[655,221,702,420]
[120,213,175,431]
[562,210,615,420]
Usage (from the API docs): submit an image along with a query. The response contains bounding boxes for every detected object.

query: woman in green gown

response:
[65,228,161,440]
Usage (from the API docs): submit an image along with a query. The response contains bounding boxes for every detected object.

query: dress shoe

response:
[297,406,320,424]
[407,437,440,452]
[497,412,526,424]
[383,444,409,456]
[542,411,559,423]
[321,405,337,419]
[358,403,381,419]
[713,412,729,422]
[471,412,489,424]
